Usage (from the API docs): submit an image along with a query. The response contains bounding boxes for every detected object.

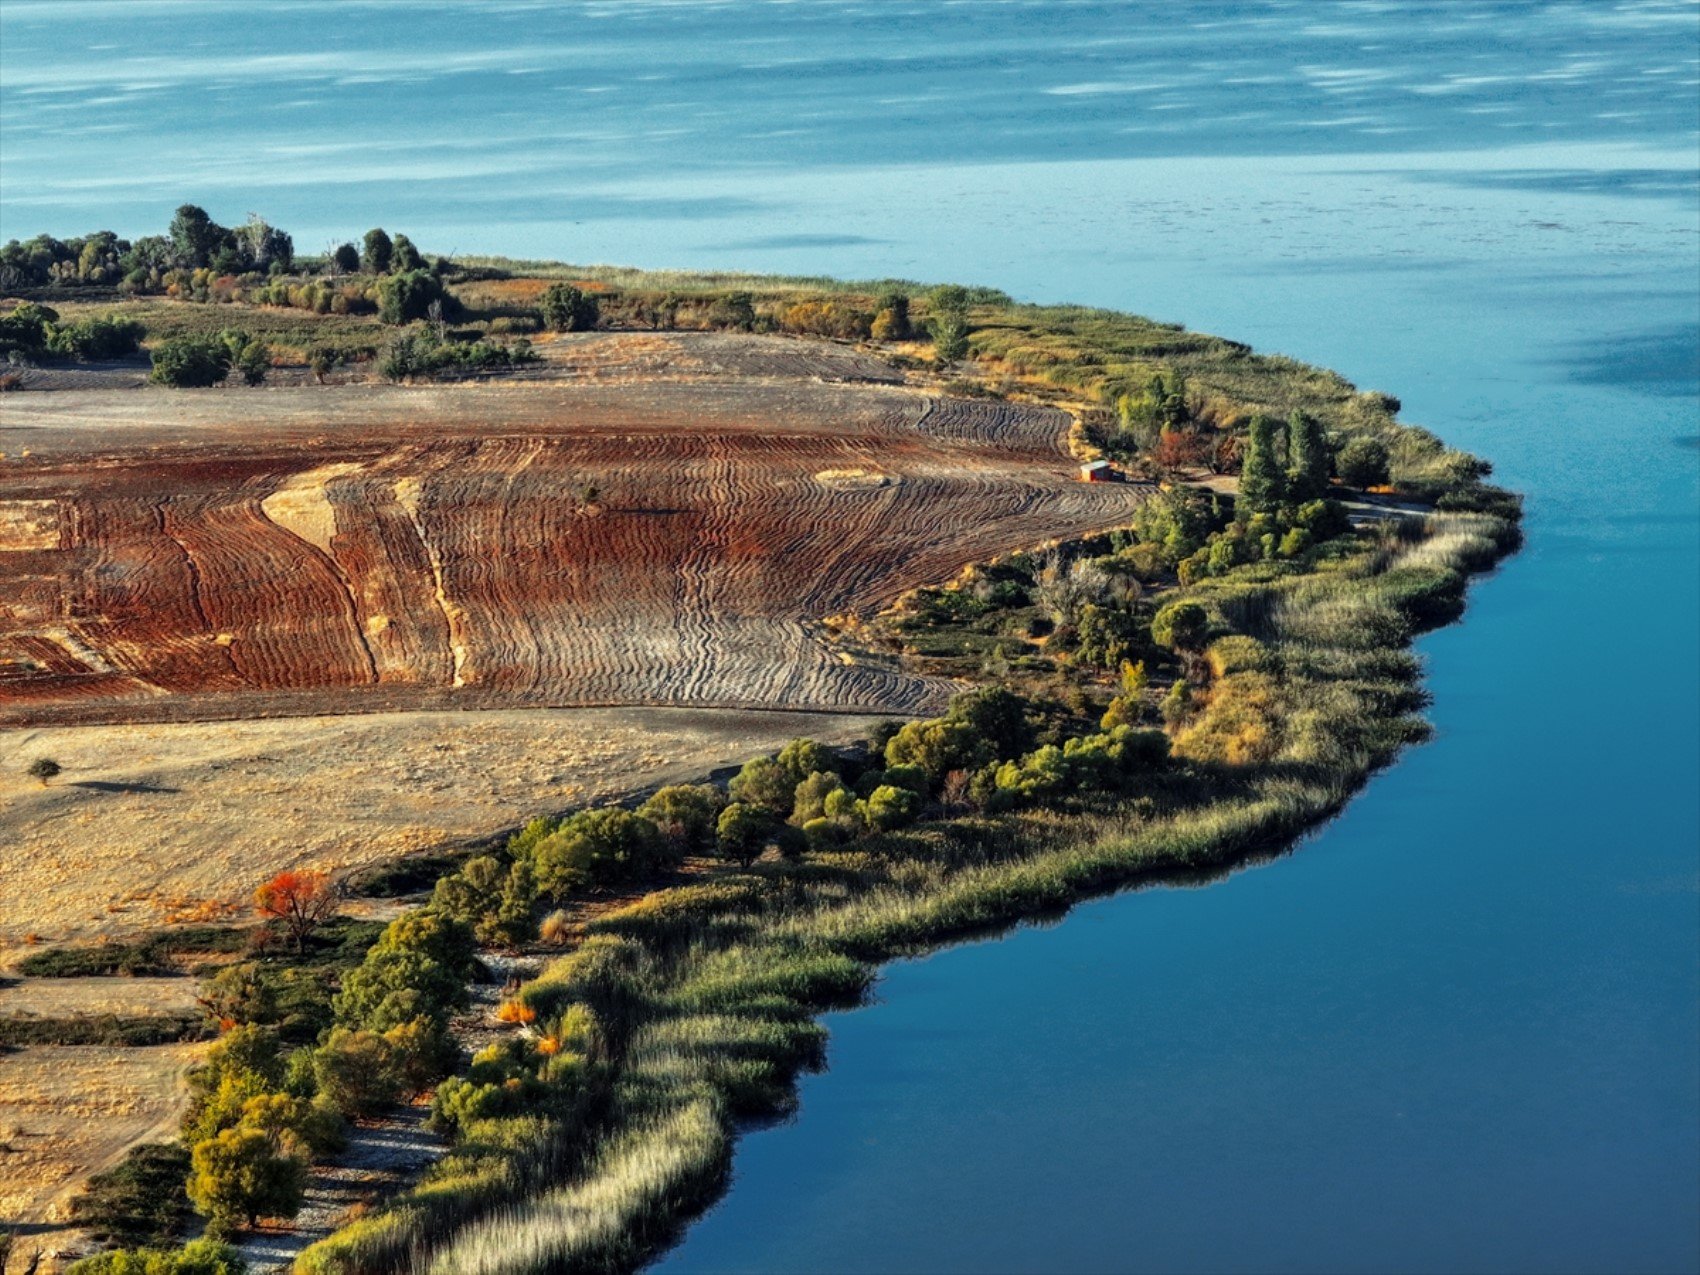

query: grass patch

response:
[0,1012,210,1048]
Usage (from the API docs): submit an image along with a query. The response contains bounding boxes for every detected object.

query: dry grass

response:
[0,1043,203,1233]
[0,707,884,954]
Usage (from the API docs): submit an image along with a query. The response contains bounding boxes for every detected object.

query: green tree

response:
[377,270,449,325]
[538,283,600,332]
[716,801,775,868]
[361,228,393,274]
[884,717,982,784]
[390,233,424,273]
[532,807,667,896]
[790,770,847,825]
[930,285,971,363]
[1287,410,1331,500]
[27,756,61,785]
[219,330,269,386]
[637,784,725,854]
[312,1028,400,1117]
[728,755,794,814]
[330,242,360,274]
[776,738,838,786]
[944,686,1034,760]
[149,336,230,388]
[187,1127,305,1231]
[1337,435,1391,490]
[1237,414,1286,514]
[169,205,224,269]
[1150,601,1210,653]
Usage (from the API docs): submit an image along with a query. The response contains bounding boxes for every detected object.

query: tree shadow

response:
[69,780,181,795]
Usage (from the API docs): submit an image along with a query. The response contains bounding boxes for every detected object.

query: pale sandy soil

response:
[0,705,884,955]
[0,977,201,1018]
[0,1043,204,1241]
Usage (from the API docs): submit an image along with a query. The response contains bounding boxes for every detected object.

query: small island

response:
[0,207,1519,1275]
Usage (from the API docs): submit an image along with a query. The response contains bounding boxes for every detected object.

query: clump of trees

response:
[148,330,270,388]
[377,330,536,381]
[0,302,145,364]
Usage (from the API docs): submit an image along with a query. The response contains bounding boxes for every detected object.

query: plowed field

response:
[1,334,1150,727]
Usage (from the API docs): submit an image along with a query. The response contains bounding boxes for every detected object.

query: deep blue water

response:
[3,3,1696,1272]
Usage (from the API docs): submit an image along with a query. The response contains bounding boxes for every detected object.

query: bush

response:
[532,808,671,896]
[637,784,725,856]
[1338,436,1391,489]
[538,283,599,332]
[149,336,230,387]
[728,755,793,814]
[66,1238,247,1274]
[68,1143,193,1249]
[1151,600,1210,653]
[47,315,146,360]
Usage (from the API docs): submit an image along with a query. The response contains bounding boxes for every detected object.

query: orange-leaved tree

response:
[254,869,339,953]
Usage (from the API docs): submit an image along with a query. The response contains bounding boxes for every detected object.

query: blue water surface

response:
[3,3,1696,1272]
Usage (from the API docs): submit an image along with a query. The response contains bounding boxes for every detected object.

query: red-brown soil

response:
[1,334,1149,728]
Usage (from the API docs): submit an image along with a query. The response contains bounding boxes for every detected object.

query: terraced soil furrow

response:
[1,340,1150,727]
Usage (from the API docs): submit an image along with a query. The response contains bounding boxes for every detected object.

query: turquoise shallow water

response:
[3,3,1696,1271]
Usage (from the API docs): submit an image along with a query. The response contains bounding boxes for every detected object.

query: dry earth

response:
[0,1043,203,1234]
[0,706,884,953]
[0,333,1148,725]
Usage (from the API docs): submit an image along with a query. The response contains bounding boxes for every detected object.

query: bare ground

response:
[0,1043,203,1238]
[0,706,884,954]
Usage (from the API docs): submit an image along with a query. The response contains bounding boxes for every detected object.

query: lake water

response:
[3,3,1696,1271]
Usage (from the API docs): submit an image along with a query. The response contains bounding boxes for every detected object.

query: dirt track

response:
[0,333,1149,727]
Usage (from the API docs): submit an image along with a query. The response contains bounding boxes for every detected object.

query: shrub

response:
[1338,436,1391,489]
[538,283,599,332]
[46,315,146,360]
[728,755,793,814]
[637,784,725,856]
[66,1238,247,1274]
[68,1143,193,1249]
[1151,601,1210,653]
[532,808,670,896]
[149,336,230,387]
[27,756,61,785]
